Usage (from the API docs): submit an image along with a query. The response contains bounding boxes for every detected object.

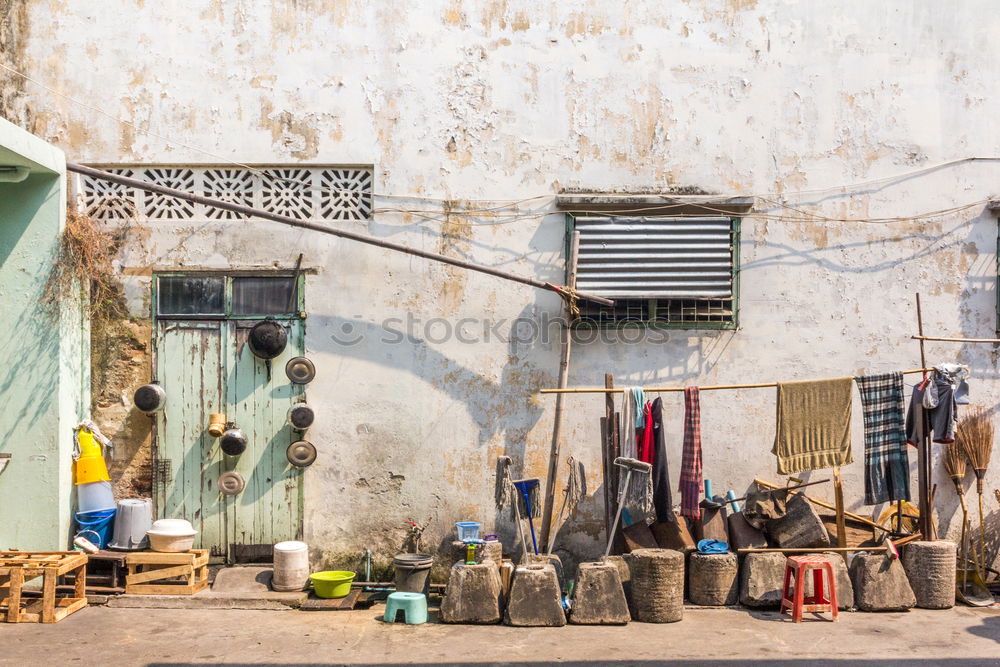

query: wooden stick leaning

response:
[539,231,581,550]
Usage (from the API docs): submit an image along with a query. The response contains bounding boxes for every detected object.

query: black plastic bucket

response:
[393,552,434,595]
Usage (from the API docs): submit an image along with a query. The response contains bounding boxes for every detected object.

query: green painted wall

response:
[0,118,86,550]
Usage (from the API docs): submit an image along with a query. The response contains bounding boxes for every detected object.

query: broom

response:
[943,439,970,590]
[957,407,994,573]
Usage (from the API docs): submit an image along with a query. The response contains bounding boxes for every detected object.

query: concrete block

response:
[450,540,503,569]
[740,552,787,608]
[688,552,739,606]
[504,563,566,627]
[627,548,684,623]
[902,541,956,609]
[525,552,564,590]
[440,562,503,624]
[765,494,830,549]
[569,561,630,625]
[850,552,916,611]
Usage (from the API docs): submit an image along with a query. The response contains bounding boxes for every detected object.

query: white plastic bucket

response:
[109,498,153,550]
[77,480,115,512]
[272,541,310,591]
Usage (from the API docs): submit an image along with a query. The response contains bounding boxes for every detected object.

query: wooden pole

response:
[912,335,1000,343]
[832,466,847,548]
[605,374,624,554]
[915,294,932,540]
[65,163,614,308]
[540,231,581,550]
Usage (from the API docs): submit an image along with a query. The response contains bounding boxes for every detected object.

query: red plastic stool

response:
[779,554,838,622]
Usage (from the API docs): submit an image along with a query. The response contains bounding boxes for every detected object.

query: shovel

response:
[696,479,728,543]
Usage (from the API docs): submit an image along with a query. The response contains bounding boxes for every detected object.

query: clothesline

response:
[538,367,934,394]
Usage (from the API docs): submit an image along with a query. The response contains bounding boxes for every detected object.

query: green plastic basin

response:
[310,570,356,598]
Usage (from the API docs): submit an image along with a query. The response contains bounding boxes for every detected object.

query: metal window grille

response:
[572,215,739,329]
[80,165,373,222]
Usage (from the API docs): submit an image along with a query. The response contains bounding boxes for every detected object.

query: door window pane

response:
[158,276,225,316]
[232,276,297,315]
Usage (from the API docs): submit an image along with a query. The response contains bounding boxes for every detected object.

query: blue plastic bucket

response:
[75,508,116,549]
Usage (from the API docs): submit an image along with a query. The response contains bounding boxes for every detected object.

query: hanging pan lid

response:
[247,318,287,360]
[286,440,317,468]
[218,471,246,496]
[285,356,316,384]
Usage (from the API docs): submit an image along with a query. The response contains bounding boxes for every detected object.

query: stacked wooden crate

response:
[0,551,88,623]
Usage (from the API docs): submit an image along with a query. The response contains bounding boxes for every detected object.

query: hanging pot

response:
[134,383,166,414]
[218,471,246,496]
[247,318,287,360]
[286,440,317,468]
[220,425,247,456]
[285,356,316,384]
[287,404,315,431]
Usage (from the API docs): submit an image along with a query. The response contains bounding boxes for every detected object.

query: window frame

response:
[152,270,305,321]
[565,213,741,331]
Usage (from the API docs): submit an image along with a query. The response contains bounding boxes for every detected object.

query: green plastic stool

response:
[383,591,428,625]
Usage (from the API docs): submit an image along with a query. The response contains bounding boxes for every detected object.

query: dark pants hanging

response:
[651,398,674,523]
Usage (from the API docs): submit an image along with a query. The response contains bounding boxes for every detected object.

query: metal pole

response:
[66,163,614,308]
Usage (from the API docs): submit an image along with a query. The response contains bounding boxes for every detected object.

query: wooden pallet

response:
[125,549,209,595]
[0,551,88,623]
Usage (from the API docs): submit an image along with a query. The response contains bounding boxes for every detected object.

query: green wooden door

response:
[154,320,228,556]
[155,311,305,562]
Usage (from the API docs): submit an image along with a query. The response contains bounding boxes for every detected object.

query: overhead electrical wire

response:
[2,61,997,224]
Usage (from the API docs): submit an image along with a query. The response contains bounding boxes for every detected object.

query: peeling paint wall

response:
[8,1,1000,570]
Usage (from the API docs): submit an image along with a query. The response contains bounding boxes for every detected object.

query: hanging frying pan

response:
[285,356,316,384]
[247,318,287,360]
[287,404,315,431]
[218,471,246,496]
[287,440,317,468]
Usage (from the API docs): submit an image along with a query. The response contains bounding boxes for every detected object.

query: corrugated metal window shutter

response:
[574,216,735,299]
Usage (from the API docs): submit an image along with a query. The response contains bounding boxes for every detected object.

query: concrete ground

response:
[3,604,1000,666]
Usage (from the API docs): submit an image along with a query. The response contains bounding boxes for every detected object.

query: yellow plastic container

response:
[74,428,111,484]
[309,571,355,598]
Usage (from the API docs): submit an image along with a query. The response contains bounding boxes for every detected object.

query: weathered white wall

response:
[6,0,1000,568]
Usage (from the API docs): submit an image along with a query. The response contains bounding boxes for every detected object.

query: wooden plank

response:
[41,570,56,623]
[127,564,193,585]
[126,550,207,565]
[52,598,87,622]
[7,567,22,622]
